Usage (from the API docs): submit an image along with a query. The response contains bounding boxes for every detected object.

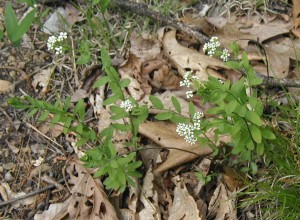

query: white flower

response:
[120,99,134,112]
[57,32,67,42]
[192,112,204,131]
[176,123,197,144]
[180,71,197,88]
[220,48,230,62]
[55,46,63,55]
[203,36,221,57]
[186,91,194,99]
[32,157,44,167]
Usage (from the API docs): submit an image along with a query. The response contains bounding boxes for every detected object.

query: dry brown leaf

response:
[293,0,300,29]
[207,182,237,220]
[0,79,13,93]
[168,176,202,220]
[223,167,246,192]
[139,121,230,173]
[162,29,227,81]
[130,32,161,62]
[138,167,161,220]
[66,160,118,220]
[32,68,52,95]
[119,54,149,100]
[207,17,292,49]
[34,199,70,220]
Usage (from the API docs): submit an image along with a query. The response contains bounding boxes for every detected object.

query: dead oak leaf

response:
[168,176,202,220]
[293,0,300,29]
[138,121,230,173]
[162,29,227,81]
[66,160,118,220]
[32,68,52,96]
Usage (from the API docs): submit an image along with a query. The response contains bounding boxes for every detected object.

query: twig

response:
[111,0,209,44]
[0,178,65,208]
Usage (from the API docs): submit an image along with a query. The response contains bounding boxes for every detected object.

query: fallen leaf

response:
[34,198,70,220]
[32,68,52,96]
[162,29,227,81]
[207,182,237,220]
[168,176,202,220]
[0,80,13,93]
[293,0,300,29]
[139,121,230,173]
[138,167,161,220]
[66,160,118,220]
[43,3,84,34]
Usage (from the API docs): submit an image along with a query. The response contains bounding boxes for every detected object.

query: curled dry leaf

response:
[32,68,52,96]
[162,29,227,81]
[138,167,161,220]
[139,121,230,173]
[207,182,237,220]
[0,80,13,93]
[168,176,202,220]
[66,160,118,220]
[293,0,300,29]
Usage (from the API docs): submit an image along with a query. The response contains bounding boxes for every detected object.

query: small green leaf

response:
[112,123,132,131]
[246,111,262,126]
[103,95,120,105]
[93,76,110,88]
[225,99,238,114]
[11,8,36,45]
[226,60,240,70]
[169,114,189,123]
[5,2,18,40]
[171,96,181,113]
[120,78,131,88]
[256,142,264,156]
[38,111,49,122]
[64,97,71,111]
[76,138,88,147]
[261,129,276,140]
[189,102,195,117]
[27,108,39,117]
[149,95,164,109]
[74,99,86,121]
[155,112,173,120]
[250,162,258,174]
[250,124,261,143]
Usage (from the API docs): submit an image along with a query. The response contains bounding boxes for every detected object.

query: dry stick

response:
[0,178,65,208]
[111,0,210,44]
[111,0,300,88]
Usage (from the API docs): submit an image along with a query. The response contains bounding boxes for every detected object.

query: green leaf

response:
[226,60,240,70]
[99,0,110,13]
[171,96,181,113]
[93,76,110,88]
[76,138,88,147]
[101,47,111,69]
[149,95,164,109]
[250,124,261,143]
[64,97,71,111]
[246,111,262,126]
[0,29,4,40]
[27,108,39,117]
[225,99,238,114]
[38,111,49,122]
[261,129,276,140]
[74,99,86,121]
[11,8,36,44]
[63,117,72,133]
[155,112,173,120]
[169,114,189,123]
[256,142,264,156]
[5,2,18,39]
[112,123,132,131]
[76,53,90,64]
[250,162,258,174]
[189,102,195,117]
[103,95,120,105]
[234,105,247,117]
[120,78,131,88]
[110,105,127,115]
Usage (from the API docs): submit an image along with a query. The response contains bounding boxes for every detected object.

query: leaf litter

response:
[0,0,299,219]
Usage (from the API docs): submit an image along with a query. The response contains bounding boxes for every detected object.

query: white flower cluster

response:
[220,49,230,62]
[180,71,198,99]
[203,37,230,62]
[120,99,134,112]
[176,111,204,144]
[203,36,221,57]
[47,32,67,55]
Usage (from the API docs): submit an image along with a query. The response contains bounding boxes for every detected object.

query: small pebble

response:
[9,71,16,77]
[5,171,14,182]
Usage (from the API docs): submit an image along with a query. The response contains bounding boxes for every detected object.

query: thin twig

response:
[0,178,66,208]
[111,0,209,44]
